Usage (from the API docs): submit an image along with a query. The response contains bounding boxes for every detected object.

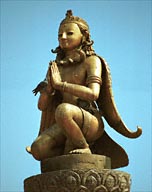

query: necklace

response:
[56,49,86,66]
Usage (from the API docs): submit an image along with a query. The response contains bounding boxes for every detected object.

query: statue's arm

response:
[85,55,102,100]
[51,56,102,101]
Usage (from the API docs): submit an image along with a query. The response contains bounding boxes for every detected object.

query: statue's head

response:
[52,10,94,60]
[58,10,91,51]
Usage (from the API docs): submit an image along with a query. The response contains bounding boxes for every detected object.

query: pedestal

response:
[24,154,131,192]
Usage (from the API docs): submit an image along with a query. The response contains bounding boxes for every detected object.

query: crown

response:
[60,10,89,31]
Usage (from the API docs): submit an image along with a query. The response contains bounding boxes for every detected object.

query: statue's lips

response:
[60,41,69,47]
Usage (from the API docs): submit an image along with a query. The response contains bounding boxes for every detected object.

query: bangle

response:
[62,81,67,92]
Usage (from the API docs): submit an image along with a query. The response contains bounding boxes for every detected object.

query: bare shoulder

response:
[85,55,101,66]
[85,55,102,76]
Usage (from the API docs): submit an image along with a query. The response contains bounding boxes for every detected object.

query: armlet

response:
[86,75,102,85]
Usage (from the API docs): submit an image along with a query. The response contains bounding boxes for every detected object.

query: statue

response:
[26,10,142,169]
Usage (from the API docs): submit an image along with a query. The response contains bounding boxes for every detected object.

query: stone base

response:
[24,155,131,192]
[41,154,111,173]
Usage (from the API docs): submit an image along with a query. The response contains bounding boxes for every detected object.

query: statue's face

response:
[58,23,82,51]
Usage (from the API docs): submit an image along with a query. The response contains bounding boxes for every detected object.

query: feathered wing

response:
[91,56,142,168]
[97,56,142,138]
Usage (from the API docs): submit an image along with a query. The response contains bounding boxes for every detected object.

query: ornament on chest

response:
[56,49,86,66]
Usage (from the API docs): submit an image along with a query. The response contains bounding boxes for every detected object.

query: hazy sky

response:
[1,0,151,191]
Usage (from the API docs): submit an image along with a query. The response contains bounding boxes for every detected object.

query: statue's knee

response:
[55,103,71,122]
[31,141,43,161]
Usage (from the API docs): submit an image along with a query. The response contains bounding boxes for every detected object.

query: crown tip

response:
[66,10,73,17]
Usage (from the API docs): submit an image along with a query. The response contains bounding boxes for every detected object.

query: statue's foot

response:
[69,147,92,154]
[26,146,32,154]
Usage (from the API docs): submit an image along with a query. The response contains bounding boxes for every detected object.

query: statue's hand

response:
[32,81,48,96]
[50,61,62,88]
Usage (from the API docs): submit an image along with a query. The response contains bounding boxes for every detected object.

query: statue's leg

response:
[81,107,104,142]
[30,124,66,160]
[55,103,104,154]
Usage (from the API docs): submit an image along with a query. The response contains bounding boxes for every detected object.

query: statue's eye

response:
[67,31,73,36]
[58,33,62,38]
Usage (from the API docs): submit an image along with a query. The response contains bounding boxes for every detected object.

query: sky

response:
[0,0,151,191]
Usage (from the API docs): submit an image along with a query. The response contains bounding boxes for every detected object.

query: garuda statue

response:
[26,10,142,169]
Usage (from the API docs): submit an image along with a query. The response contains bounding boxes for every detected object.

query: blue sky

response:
[0,0,151,191]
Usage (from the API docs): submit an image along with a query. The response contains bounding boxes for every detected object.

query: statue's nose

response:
[62,32,67,39]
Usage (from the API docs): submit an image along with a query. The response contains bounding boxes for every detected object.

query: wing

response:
[97,56,142,138]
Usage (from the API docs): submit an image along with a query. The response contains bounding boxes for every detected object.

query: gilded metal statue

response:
[26,10,142,168]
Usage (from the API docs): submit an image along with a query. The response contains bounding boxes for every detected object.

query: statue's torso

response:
[58,60,87,104]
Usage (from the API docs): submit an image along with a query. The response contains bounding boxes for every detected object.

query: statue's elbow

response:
[90,93,99,101]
